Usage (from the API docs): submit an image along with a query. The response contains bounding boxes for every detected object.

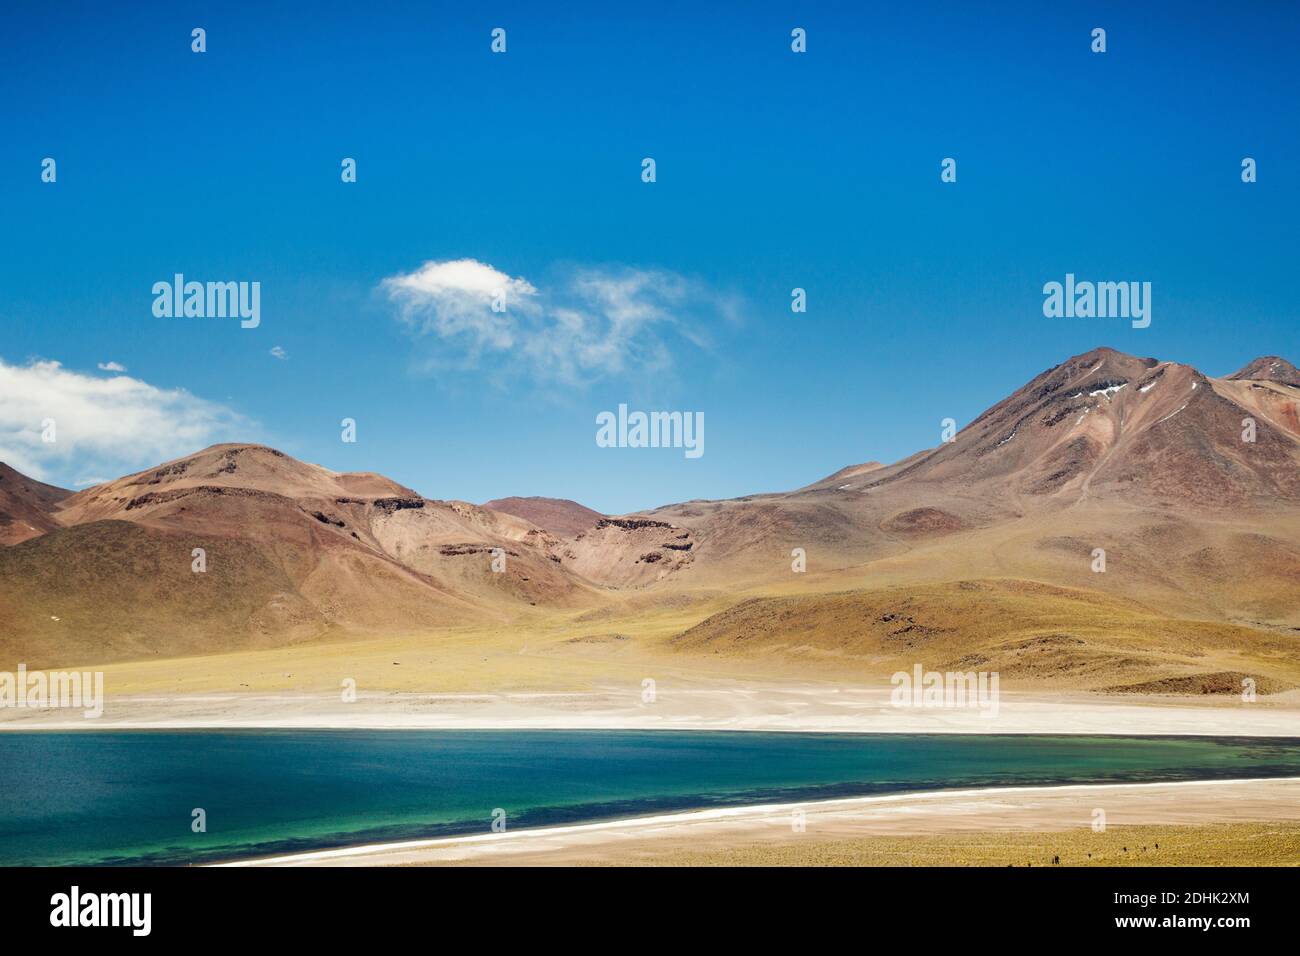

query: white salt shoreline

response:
[214,776,1300,867]
[3,685,1299,735]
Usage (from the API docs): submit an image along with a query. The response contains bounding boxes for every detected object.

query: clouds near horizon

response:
[0,358,250,483]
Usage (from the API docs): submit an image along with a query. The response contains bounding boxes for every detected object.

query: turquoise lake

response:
[2,730,1299,866]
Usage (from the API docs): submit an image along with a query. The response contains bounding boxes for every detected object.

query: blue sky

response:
[1,1,1296,513]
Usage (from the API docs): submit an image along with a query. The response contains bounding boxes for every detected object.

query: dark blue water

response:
[2,730,1297,865]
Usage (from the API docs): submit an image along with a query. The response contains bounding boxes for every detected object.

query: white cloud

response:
[382,258,537,355]
[379,258,736,386]
[0,358,250,483]
[269,345,287,360]
[97,361,126,372]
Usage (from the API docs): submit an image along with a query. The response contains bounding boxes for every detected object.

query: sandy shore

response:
[217,777,1300,867]
[3,682,1299,735]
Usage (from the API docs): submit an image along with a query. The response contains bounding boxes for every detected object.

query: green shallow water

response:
[2,730,1298,866]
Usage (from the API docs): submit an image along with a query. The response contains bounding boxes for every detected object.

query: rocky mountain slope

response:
[0,463,70,545]
[3,347,1297,682]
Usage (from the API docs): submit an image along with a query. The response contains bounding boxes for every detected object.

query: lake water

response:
[3,730,1298,865]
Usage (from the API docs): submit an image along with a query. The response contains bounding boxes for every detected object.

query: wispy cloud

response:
[269,345,288,360]
[379,258,738,386]
[97,361,126,372]
[0,357,251,483]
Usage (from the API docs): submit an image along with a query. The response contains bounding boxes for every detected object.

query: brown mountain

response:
[877,347,1300,506]
[632,346,1300,635]
[482,496,605,537]
[3,347,1298,689]
[1226,355,1300,387]
[0,463,70,545]
[0,444,596,665]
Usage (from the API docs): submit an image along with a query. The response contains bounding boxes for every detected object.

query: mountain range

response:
[3,346,1298,692]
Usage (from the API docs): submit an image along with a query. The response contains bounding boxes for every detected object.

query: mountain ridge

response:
[3,346,1298,672]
